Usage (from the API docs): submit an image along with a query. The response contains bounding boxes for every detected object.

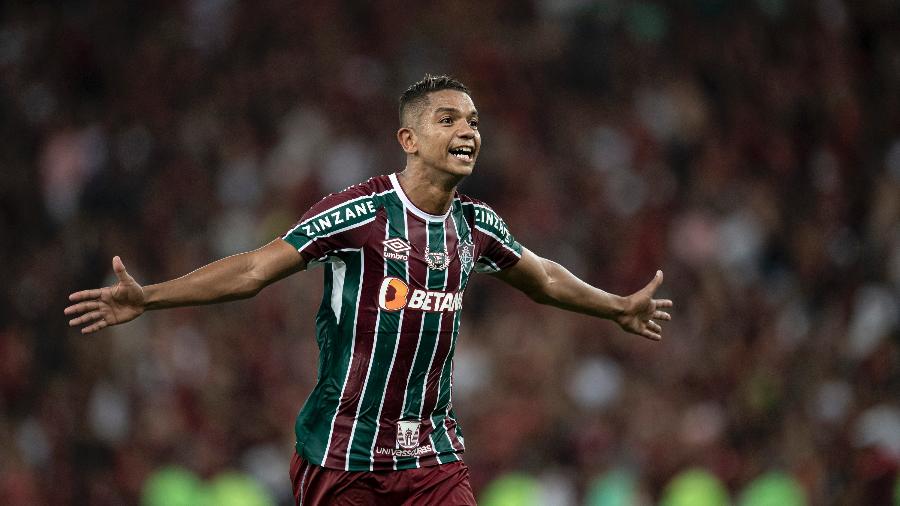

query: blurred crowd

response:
[1,0,899,504]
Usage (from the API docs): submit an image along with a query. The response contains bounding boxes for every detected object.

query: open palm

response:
[615,270,673,341]
[65,256,146,334]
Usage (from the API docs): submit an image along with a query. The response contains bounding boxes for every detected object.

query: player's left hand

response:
[615,270,673,341]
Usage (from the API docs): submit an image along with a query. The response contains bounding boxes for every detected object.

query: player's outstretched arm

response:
[65,239,305,334]
[492,248,673,341]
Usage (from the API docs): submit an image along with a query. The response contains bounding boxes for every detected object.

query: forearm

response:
[495,248,670,340]
[143,252,267,310]
[529,258,627,319]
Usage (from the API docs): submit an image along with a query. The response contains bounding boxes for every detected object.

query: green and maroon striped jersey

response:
[281,173,522,471]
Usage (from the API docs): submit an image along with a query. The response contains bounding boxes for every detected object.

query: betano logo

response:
[377,276,464,312]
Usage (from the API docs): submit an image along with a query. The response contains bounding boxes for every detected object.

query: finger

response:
[82,319,108,334]
[654,299,674,309]
[647,321,662,333]
[64,301,100,316]
[69,311,105,327]
[69,289,102,302]
[642,270,664,294]
[112,256,133,283]
[69,312,101,327]
[640,329,662,341]
[652,310,671,321]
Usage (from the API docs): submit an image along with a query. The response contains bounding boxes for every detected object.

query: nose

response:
[457,123,476,139]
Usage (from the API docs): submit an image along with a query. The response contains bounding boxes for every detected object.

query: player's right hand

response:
[64,256,146,334]
[614,270,673,341]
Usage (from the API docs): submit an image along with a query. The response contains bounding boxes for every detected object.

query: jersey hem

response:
[296,441,464,472]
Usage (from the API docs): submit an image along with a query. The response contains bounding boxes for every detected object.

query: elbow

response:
[529,292,552,305]
[239,253,269,299]
[527,259,559,305]
[240,284,264,299]
[245,278,268,298]
[233,275,265,300]
[527,279,557,305]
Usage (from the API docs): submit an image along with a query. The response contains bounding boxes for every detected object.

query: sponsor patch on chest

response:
[425,247,449,270]
[377,276,464,312]
[383,237,411,261]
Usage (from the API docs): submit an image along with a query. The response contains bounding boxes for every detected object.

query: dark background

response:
[1,0,898,504]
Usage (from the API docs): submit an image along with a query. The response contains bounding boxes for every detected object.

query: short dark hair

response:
[399,74,471,126]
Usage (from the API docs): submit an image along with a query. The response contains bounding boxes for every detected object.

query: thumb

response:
[643,270,663,294]
[112,256,133,283]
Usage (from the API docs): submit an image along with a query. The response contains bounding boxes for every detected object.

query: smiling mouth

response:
[449,146,475,162]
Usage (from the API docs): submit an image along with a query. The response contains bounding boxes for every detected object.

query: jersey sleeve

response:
[470,202,523,273]
[282,185,379,268]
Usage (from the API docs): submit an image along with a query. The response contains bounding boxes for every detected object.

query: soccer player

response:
[65,75,673,505]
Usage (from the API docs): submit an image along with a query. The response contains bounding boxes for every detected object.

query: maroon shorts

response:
[290,452,476,505]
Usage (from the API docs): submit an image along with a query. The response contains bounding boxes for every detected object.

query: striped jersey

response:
[282,173,522,471]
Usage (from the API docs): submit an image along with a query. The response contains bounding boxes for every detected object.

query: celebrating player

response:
[65,75,673,505]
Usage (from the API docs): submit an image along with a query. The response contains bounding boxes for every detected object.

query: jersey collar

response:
[389,173,451,223]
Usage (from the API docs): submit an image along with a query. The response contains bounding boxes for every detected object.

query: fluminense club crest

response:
[397,420,421,449]
[458,238,474,273]
[425,247,449,270]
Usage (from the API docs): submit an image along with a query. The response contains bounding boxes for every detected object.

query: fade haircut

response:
[399,74,471,127]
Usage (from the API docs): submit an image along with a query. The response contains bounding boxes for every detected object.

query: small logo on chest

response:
[425,247,449,270]
[383,237,411,261]
[459,238,474,273]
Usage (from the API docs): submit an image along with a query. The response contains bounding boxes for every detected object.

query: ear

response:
[397,127,417,155]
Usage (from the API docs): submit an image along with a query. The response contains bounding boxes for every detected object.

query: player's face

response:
[412,90,480,177]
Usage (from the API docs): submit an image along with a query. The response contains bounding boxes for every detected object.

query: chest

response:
[367,210,475,292]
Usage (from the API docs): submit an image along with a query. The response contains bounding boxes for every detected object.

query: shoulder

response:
[304,175,393,217]
[456,194,511,237]
[455,193,522,267]
[288,175,395,241]
[322,175,391,205]
[455,193,491,218]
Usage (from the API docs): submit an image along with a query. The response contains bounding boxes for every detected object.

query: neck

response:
[396,165,461,215]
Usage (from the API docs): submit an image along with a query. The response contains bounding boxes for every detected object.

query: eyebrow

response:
[433,106,478,117]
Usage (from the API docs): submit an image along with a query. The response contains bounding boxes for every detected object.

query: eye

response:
[469,119,479,129]
[439,116,453,125]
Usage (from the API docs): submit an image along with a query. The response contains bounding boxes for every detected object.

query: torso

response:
[283,173,521,471]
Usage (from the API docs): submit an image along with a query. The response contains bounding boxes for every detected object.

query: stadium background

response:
[1,0,899,504]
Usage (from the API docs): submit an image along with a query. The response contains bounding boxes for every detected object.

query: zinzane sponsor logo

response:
[377,277,464,312]
[300,200,377,237]
[473,206,512,241]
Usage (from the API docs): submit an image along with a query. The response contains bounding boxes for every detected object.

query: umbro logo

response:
[383,237,411,261]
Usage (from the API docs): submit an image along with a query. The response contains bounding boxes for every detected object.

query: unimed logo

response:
[377,277,464,312]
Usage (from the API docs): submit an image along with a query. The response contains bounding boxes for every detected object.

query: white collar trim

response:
[389,173,450,222]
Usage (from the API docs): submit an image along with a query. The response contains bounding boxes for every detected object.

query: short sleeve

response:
[470,202,523,273]
[282,186,379,268]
